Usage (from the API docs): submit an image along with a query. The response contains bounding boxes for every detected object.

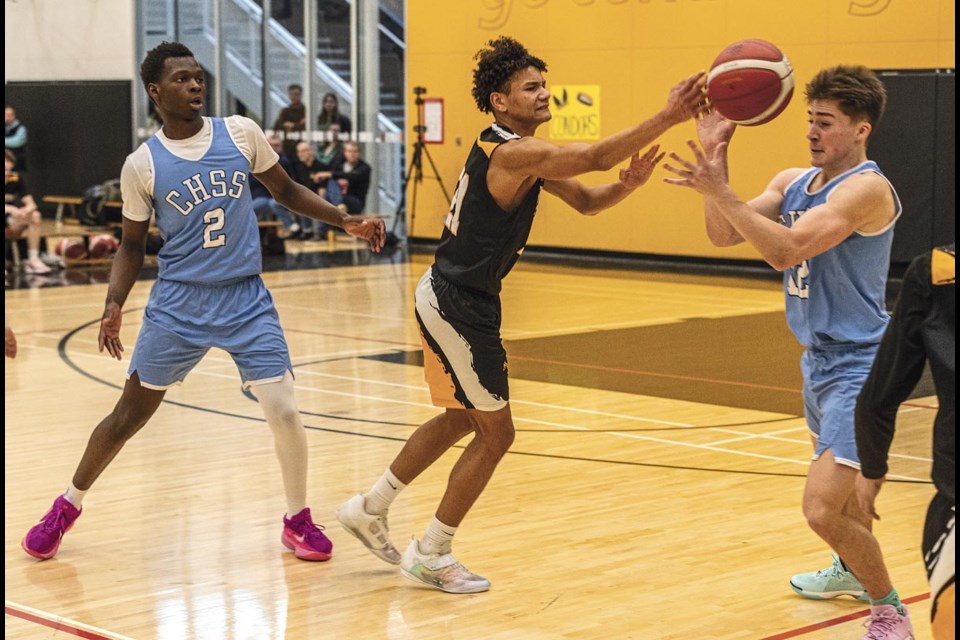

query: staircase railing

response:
[139,0,402,215]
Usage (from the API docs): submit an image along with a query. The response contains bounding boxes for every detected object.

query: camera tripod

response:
[392,88,450,238]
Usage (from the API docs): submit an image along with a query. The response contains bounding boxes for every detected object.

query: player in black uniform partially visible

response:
[337,36,706,593]
[855,244,955,639]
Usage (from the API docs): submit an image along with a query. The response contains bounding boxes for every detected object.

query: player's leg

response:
[791,349,869,600]
[794,347,913,635]
[397,405,510,594]
[338,408,473,564]
[801,450,891,596]
[23,209,50,274]
[229,276,331,561]
[397,267,509,593]
[20,308,201,561]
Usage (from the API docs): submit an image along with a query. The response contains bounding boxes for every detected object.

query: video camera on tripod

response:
[392,86,450,239]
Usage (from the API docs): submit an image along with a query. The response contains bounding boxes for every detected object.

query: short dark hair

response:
[288,83,303,92]
[140,41,195,89]
[805,65,887,127]
[471,36,547,113]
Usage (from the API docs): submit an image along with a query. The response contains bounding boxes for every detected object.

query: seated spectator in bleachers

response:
[330,142,371,214]
[250,134,298,236]
[290,141,328,239]
[316,122,344,168]
[5,149,50,274]
[5,106,28,172]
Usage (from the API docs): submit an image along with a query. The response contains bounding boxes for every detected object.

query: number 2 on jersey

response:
[203,207,226,248]
[444,169,469,236]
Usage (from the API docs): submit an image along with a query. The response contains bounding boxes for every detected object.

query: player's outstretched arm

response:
[496,72,706,182]
[544,145,665,215]
[257,162,385,252]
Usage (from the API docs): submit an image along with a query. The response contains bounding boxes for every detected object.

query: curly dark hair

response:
[471,37,547,113]
[140,41,196,89]
[805,65,887,127]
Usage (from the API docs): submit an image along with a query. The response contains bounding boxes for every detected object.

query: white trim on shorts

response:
[416,270,507,412]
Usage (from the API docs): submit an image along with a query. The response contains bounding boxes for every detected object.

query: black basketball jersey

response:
[434,123,542,295]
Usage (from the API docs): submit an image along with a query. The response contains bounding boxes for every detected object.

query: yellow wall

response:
[406,0,955,260]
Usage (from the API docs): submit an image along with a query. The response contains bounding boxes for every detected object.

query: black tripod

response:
[392,88,450,239]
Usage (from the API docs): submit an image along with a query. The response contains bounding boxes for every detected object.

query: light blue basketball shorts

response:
[801,343,879,468]
[128,276,292,390]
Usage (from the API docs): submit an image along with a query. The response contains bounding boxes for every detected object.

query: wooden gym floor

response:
[4,245,938,639]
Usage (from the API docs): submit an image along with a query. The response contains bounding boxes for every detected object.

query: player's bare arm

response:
[100,217,151,359]
[256,161,385,252]
[543,145,665,215]
[492,72,705,183]
[668,141,893,269]
[664,139,797,248]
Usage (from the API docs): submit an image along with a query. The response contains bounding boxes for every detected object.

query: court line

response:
[24,336,932,478]
[188,367,838,470]
[758,592,929,639]
[42,334,930,483]
[703,427,931,464]
[5,600,135,640]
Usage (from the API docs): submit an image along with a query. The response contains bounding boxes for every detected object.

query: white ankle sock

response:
[28,249,41,261]
[364,468,406,515]
[419,516,457,555]
[64,483,87,508]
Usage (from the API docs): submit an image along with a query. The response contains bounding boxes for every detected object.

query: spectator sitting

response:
[250,135,297,235]
[5,149,50,274]
[316,122,344,168]
[290,141,328,239]
[5,106,28,173]
[273,84,306,156]
[330,142,371,214]
[317,92,352,136]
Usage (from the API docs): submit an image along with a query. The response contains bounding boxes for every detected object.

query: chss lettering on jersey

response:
[164,169,248,216]
[781,208,810,300]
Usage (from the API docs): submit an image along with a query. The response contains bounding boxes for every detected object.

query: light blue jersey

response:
[780,161,901,349]
[128,118,291,389]
[146,117,262,284]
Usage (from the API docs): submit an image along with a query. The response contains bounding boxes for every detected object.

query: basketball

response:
[706,39,794,126]
[89,233,120,259]
[54,237,88,261]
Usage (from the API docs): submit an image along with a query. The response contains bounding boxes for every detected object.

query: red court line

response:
[5,602,127,640]
[759,592,930,639]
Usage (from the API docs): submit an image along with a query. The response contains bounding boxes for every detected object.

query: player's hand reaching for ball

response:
[697,109,737,154]
[662,139,731,199]
[663,72,708,125]
[344,216,386,253]
[619,145,665,189]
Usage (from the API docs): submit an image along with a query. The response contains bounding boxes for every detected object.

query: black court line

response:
[54,315,931,484]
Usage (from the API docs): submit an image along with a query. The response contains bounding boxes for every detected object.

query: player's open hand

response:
[697,109,737,153]
[98,302,125,360]
[619,145,665,189]
[662,139,730,197]
[344,215,386,253]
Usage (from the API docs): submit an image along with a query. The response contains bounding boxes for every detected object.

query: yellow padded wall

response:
[406,0,954,261]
